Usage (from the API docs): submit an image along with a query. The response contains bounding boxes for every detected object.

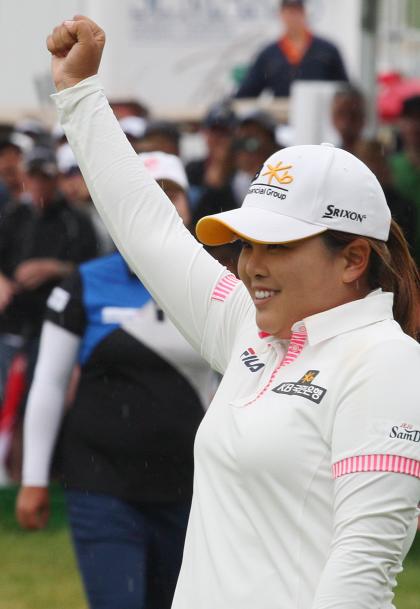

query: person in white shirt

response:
[45,17,420,609]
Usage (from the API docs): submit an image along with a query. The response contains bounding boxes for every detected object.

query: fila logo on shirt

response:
[272,370,327,404]
[240,348,265,373]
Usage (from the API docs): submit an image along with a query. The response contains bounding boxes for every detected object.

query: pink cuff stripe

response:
[211,273,240,302]
[332,454,420,480]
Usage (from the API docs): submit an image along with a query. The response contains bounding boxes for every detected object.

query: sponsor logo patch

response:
[248,160,294,201]
[322,204,367,223]
[389,423,420,443]
[272,370,327,404]
[262,161,294,186]
[240,348,265,373]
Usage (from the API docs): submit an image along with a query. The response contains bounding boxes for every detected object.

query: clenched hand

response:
[46,15,105,91]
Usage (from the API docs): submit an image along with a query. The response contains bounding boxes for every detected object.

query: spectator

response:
[232,110,279,203]
[139,120,181,156]
[354,139,418,255]
[236,0,348,99]
[186,101,237,208]
[331,85,366,154]
[56,143,115,255]
[191,110,278,225]
[0,135,26,202]
[390,95,420,265]
[119,116,147,152]
[17,152,214,609]
[0,146,97,405]
[14,118,52,149]
[110,98,149,120]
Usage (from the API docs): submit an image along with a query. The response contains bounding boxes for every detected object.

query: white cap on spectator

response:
[56,143,79,175]
[196,143,391,245]
[139,151,189,191]
[119,116,147,139]
[51,122,66,142]
[9,132,33,153]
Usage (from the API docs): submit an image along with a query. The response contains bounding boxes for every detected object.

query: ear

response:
[340,238,371,284]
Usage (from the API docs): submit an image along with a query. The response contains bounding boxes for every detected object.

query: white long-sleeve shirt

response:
[53,76,420,609]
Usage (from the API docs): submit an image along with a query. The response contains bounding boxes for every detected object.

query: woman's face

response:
[238,235,351,339]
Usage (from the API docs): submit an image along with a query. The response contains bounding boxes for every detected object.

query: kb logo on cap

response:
[262,161,294,186]
[252,161,294,186]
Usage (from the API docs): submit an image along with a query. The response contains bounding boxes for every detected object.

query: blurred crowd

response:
[1,0,420,608]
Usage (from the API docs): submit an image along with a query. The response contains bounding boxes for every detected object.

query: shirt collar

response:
[258,290,394,346]
[300,290,394,346]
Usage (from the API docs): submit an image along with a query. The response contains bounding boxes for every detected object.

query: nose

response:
[243,245,268,279]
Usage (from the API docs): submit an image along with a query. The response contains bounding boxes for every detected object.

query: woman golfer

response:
[47,17,420,609]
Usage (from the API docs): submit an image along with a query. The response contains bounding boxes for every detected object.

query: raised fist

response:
[46,15,105,91]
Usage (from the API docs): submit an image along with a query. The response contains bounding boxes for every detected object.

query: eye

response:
[267,243,289,251]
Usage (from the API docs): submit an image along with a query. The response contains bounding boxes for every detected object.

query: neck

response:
[286,28,307,43]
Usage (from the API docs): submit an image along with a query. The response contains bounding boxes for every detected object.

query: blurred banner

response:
[0,0,360,120]
[88,0,279,114]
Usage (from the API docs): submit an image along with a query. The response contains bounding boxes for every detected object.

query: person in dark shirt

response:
[191,110,278,226]
[389,95,420,265]
[0,136,26,203]
[236,0,348,99]
[0,147,97,403]
[331,85,366,155]
[17,153,214,609]
[354,139,418,258]
[186,101,237,211]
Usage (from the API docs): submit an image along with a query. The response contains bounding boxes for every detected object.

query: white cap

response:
[139,151,188,191]
[119,116,147,139]
[196,143,391,245]
[56,143,79,174]
[52,121,65,141]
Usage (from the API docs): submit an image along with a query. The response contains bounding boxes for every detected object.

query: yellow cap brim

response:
[196,208,327,246]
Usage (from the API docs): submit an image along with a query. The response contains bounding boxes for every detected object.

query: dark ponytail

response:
[322,220,420,339]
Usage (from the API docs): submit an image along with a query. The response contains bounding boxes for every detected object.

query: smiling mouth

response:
[254,289,279,303]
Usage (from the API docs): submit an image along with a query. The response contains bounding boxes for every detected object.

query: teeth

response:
[255,290,275,299]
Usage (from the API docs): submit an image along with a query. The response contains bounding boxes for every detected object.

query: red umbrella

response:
[378,71,420,122]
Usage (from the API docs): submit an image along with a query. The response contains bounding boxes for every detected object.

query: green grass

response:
[395,534,420,609]
[0,485,87,609]
[0,485,419,608]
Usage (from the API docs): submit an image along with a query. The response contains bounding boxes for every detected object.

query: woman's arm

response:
[48,19,249,360]
[318,338,420,607]
[53,76,243,355]
[312,471,420,609]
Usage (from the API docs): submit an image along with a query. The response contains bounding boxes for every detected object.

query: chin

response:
[256,313,280,337]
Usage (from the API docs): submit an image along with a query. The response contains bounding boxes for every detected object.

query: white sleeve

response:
[22,321,81,487]
[312,471,420,609]
[52,77,251,370]
[331,339,420,469]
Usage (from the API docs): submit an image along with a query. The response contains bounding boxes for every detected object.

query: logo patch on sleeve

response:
[272,370,327,404]
[47,287,70,312]
[389,423,420,443]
